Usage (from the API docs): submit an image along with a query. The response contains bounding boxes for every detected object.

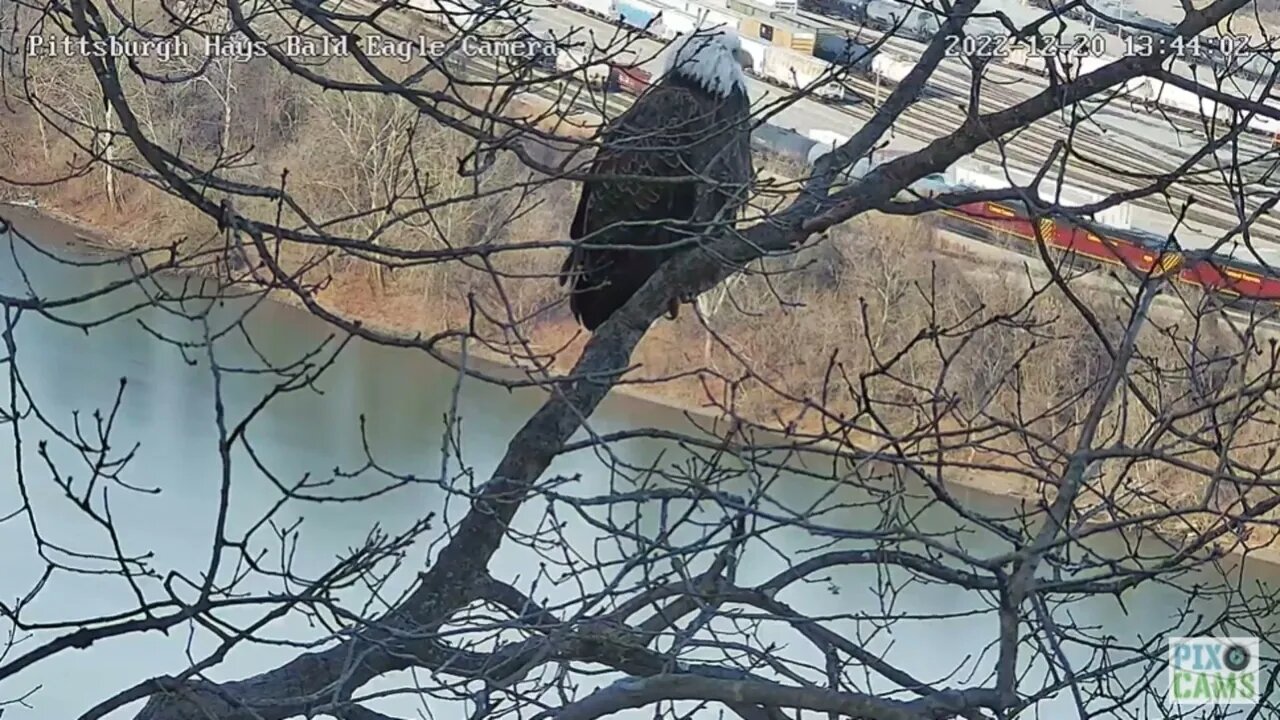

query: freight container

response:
[870,52,913,85]
[739,36,768,75]
[662,8,699,38]
[648,0,716,15]
[563,0,615,18]
[697,9,738,31]
[737,18,816,54]
[730,0,817,54]
[761,46,844,101]
[616,0,666,36]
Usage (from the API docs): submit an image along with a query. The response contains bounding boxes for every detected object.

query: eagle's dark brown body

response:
[559,72,753,331]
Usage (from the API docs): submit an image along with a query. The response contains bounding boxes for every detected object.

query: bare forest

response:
[2,0,1280,718]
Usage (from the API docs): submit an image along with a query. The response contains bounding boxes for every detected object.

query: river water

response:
[0,222,1275,718]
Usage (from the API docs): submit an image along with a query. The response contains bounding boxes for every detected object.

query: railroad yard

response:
[349,0,1280,303]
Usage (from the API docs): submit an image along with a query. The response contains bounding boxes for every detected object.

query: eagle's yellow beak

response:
[733,47,752,70]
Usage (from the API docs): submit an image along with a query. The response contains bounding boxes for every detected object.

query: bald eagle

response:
[559,29,755,331]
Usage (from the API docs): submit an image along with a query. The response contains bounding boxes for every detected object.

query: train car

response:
[805,128,849,163]
[616,0,667,36]
[1179,252,1280,303]
[863,0,940,41]
[1069,56,1152,102]
[1143,78,1230,123]
[1234,53,1273,84]
[730,0,818,54]
[700,7,740,29]
[760,45,846,101]
[610,64,652,94]
[1000,37,1087,77]
[801,0,868,23]
[945,192,1280,307]
[740,36,770,74]
[814,33,873,69]
[562,0,616,19]
[556,47,611,87]
[943,196,1167,275]
[1003,47,1147,93]
[649,0,707,14]
[1245,110,1280,143]
[646,0,740,33]
[949,196,1280,304]
[851,148,948,195]
[950,159,1132,230]
[869,52,913,85]
[752,122,820,165]
[1000,42,1051,76]
[659,7,700,38]
[1072,54,1115,77]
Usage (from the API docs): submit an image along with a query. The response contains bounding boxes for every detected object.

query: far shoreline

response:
[3,199,1279,574]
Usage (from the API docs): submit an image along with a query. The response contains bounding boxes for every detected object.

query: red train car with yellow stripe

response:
[937,193,1280,304]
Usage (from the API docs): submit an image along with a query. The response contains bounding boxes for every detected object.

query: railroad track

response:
[320,0,1280,250]
[794,8,1280,242]
[179,0,1280,327]
[830,78,1280,244]
[534,4,1280,244]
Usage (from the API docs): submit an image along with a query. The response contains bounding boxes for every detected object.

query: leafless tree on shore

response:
[2,0,1280,719]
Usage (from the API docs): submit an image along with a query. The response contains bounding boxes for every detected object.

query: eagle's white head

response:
[662,27,751,98]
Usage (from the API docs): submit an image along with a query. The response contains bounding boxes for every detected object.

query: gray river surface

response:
[0,221,1277,718]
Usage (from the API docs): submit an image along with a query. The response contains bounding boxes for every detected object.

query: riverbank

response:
[3,198,1279,570]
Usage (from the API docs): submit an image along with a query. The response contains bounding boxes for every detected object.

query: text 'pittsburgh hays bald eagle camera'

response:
[559,28,755,332]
